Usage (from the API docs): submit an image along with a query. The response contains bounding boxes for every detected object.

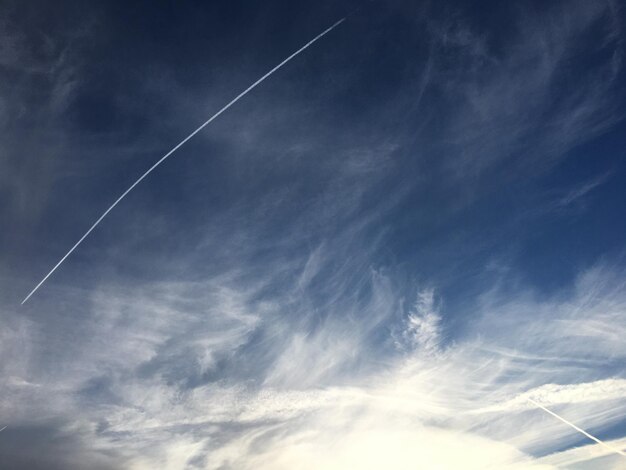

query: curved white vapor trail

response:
[22,17,346,305]
[527,398,626,459]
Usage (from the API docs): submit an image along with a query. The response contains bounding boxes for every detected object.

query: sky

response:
[1,0,626,468]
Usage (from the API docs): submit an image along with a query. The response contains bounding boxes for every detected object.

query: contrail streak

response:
[527,398,626,459]
[21,17,346,305]
[0,426,6,433]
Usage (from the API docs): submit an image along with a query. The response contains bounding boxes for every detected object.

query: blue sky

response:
[1,0,626,468]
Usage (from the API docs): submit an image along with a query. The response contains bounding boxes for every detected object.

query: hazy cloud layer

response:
[2,0,626,468]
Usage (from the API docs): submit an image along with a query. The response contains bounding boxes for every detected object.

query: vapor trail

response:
[21,17,346,305]
[0,426,6,433]
[527,398,626,458]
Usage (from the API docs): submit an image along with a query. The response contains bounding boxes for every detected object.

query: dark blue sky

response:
[1,1,625,468]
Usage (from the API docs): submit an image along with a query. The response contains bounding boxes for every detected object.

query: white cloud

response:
[476,379,626,413]
[401,287,442,354]
[5,243,626,469]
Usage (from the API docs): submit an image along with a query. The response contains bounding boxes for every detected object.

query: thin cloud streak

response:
[527,398,626,459]
[21,16,346,305]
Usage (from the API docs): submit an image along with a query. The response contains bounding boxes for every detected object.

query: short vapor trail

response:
[527,398,626,459]
[21,17,346,304]
[0,426,6,433]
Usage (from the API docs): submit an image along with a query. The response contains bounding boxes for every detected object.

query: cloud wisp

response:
[21,16,346,305]
[527,398,626,459]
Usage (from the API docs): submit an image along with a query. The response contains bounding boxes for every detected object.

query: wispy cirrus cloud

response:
[425,0,623,181]
[2,0,626,468]
[4,253,626,467]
